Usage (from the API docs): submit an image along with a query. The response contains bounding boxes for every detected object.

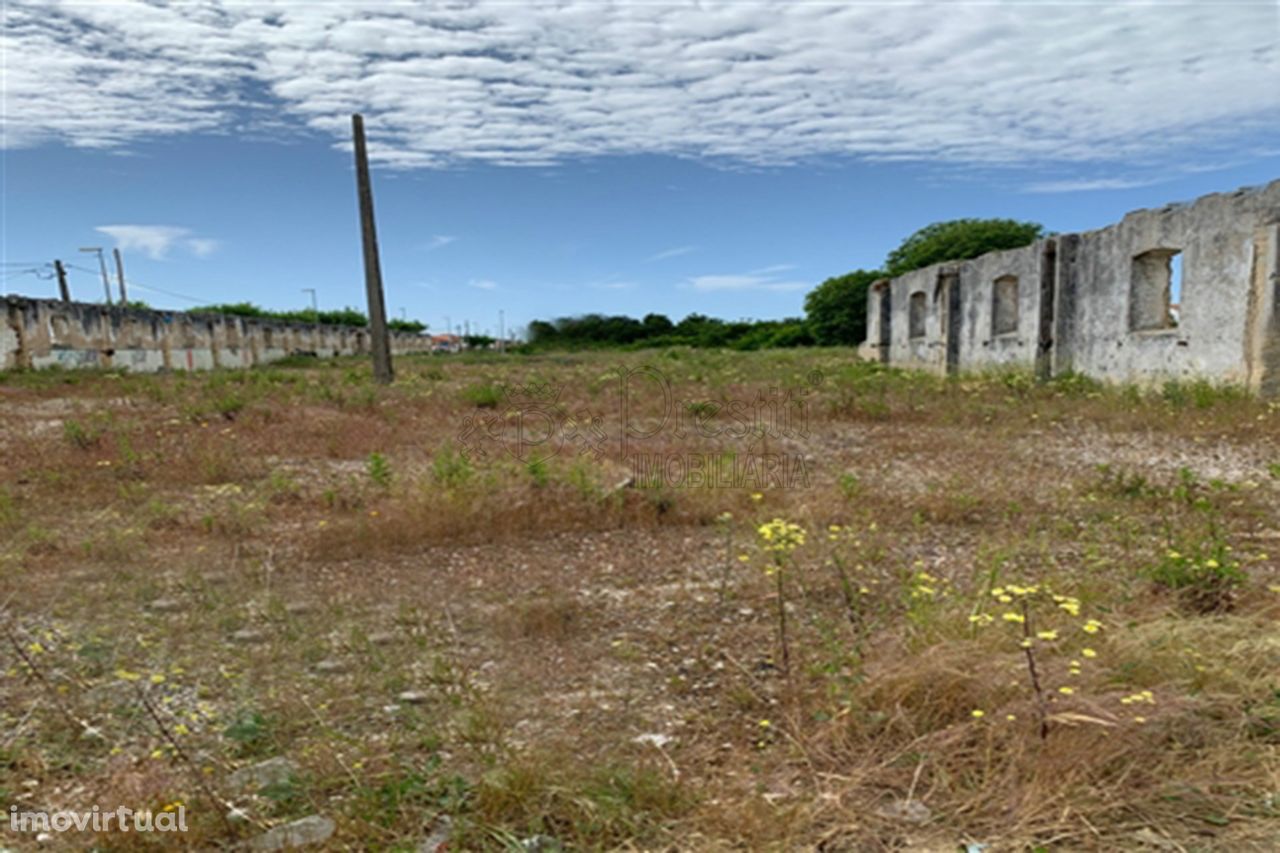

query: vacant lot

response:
[2,349,1278,851]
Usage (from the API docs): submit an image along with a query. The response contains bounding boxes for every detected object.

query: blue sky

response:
[3,1,1279,338]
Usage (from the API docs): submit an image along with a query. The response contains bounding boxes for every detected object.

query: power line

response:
[61,263,206,306]
[2,266,52,281]
[124,280,207,305]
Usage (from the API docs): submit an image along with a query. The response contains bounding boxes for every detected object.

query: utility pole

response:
[302,288,319,352]
[79,247,111,305]
[112,248,128,305]
[54,260,70,302]
[351,113,394,384]
[499,309,505,354]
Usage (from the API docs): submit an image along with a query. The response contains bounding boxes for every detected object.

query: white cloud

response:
[647,245,696,262]
[1023,177,1164,194]
[689,272,808,293]
[468,278,497,290]
[425,235,457,251]
[185,237,221,257]
[94,225,218,260]
[6,2,1278,173]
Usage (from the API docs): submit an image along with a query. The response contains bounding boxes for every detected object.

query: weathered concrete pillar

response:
[1,299,25,370]
[1247,222,1280,396]
[1036,238,1058,382]
[1051,234,1080,377]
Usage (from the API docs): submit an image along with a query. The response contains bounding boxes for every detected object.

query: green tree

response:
[804,269,882,346]
[641,313,674,337]
[388,319,427,334]
[884,218,1045,277]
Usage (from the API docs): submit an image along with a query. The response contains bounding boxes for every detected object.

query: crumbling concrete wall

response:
[0,297,434,373]
[1062,183,1280,386]
[866,178,1280,393]
[957,242,1048,371]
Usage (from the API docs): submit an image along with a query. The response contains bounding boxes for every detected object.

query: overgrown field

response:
[2,350,1278,851]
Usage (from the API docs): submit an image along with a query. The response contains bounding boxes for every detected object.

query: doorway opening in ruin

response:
[941,272,962,375]
[1037,240,1057,382]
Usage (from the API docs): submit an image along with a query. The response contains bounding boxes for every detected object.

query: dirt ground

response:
[2,349,1279,850]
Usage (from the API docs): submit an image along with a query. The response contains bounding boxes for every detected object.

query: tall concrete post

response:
[113,248,128,305]
[54,260,70,302]
[351,113,394,384]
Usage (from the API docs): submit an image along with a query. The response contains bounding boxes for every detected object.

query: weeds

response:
[62,417,103,449]
[461,382,502,408]
[431,443,473,489]
[1148,535,1245,612]
[366,452,393,488]
[3,349,1279,850]
[757,518,806,680]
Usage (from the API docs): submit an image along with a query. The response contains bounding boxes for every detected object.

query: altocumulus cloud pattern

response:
[3,1,1278,170]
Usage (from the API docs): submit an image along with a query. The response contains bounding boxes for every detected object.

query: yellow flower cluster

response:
[757,518,806,553]
[1052,594,1082,616]
[910,571,949,600]
[976,585,1101,638]
[1120,689,1155,705]
[991,584,1041,604]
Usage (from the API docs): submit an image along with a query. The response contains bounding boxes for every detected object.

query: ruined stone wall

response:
[1062,182,1280,387]
[866,178,1280,392]
[0,297,435,373]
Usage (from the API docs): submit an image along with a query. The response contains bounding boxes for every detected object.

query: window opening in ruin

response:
[992,275,1019,335]
[1130,248,1182,331]
[909,292,926,339]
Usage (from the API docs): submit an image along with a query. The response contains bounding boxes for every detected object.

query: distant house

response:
[431,333,463,353]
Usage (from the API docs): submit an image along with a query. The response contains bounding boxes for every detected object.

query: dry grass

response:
[1,350,1279,850]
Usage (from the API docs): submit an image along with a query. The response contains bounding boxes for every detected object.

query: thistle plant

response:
[823,524,866,633]
[758,518,805,680]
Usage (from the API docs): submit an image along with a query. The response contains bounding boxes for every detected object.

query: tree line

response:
[192,302,427,334]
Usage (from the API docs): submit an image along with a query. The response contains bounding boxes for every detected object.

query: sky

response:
[3,1,1279,339]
